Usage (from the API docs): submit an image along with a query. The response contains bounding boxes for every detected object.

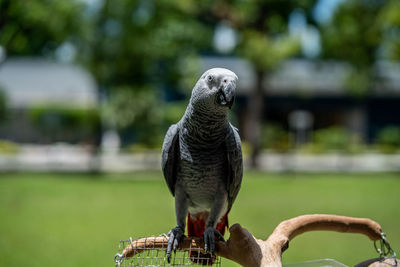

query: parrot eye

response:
[207,75,213,82]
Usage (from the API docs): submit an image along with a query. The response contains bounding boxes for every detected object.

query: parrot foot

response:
[166,225,185,263]
[204,227,225,257]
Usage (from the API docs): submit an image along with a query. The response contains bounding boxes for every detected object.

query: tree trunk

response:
[248,70,265,168]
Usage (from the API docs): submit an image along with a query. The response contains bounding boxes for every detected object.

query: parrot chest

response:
[178,147,227,210]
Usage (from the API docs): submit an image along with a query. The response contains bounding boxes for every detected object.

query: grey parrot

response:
[161,68,243,264]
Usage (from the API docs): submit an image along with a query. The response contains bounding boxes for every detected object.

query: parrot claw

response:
[203,227,224,257]
[166,226,184,263]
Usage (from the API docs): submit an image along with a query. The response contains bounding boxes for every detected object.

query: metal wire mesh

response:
[115,235,221,267]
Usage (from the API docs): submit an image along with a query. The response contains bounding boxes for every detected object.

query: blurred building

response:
[0,57,99,144]
[201,57,400,144]
[1,56,399,148]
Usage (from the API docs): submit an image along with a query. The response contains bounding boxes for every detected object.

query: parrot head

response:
[191,68,238,110]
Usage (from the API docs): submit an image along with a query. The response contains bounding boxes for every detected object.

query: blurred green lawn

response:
[0,171,399,267]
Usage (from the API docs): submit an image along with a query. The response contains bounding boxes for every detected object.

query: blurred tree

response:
[205,0,316,167]
[0,0,87,56]
[320,0,400,96]
[0,0,213,147]
[86,0,213,146]
[87,0,212,88]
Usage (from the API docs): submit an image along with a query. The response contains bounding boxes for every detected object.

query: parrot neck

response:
[181,103,229,145]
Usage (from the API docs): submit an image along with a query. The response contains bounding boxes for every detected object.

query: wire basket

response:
[115,235,221,267]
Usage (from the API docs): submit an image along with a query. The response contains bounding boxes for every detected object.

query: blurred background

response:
[0,0,399,266]
[1,0,400,171]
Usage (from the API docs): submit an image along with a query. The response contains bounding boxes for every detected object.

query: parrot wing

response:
[161,123,180,196]
[225,124,243,211]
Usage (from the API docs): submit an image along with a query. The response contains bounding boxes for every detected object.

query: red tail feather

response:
[187,212,229,265]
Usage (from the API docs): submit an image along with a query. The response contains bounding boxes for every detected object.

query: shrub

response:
[102,87,165,148]
[313,126,352,152]
[376,125,400,153]
[0,140,19,154]
[28,105,100,144]
[261,123,290,152]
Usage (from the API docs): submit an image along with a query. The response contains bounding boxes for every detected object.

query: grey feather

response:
[161,123,180,196]
[225,123,243,211]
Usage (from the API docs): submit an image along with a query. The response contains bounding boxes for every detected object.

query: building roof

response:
[0,57,98,108]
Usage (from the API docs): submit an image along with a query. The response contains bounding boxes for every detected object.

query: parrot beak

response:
[217,81,236,109]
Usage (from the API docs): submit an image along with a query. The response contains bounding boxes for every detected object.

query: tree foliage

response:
[87,0,212,88]
[320,0,400,96]
[203,0,313,71]
[87,0,213,145]
[0,0,87,56]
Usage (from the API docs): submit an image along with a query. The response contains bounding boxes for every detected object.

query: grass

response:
[0,171,399,267]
